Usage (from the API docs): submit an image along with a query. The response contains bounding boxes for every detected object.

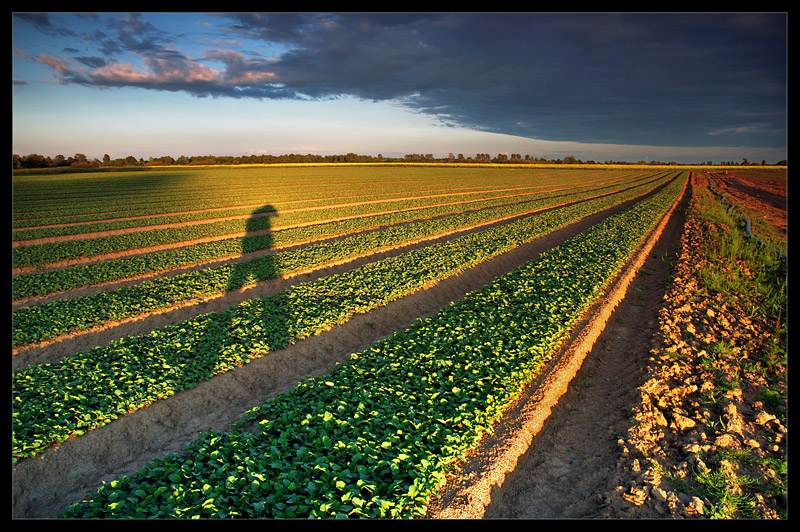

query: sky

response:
[12,12,787,164]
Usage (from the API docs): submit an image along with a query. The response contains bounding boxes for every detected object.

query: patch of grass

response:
[698,470,759,519]
[759,335,787,375]
[692,189,786,330]
[665,436,788,519]
[717,448,788,518]
[756,387,785,419]
[759,457,788,500]
[665,454,758,519]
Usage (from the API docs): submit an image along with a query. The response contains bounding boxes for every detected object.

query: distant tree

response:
[70,153,92,168]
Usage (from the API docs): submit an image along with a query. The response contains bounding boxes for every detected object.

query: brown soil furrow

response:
[428,172,688,519]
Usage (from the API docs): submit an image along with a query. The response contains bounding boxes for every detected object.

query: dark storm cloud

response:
[15,12,786,149]
[14,12,77,37]
[218,12,787,148]
[73,55,110,69]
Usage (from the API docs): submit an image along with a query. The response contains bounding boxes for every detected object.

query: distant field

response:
[13,164,691,517]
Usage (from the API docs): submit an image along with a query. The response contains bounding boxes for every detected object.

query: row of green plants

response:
[13,166,608,224]
[11,171,405,220]
[13,173,666,299]
[57,172,686,518]
[12,171,484,220]
[11,174,685,462]
[13,174,642,266]
[13,178,586,240]
[12,174,673,348]
[13,170,649,264]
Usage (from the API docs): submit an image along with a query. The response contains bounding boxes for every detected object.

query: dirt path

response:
[482,188,686,518]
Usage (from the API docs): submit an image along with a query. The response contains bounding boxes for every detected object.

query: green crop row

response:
[57,173,686,518]
[15,170,646,238]
[11,175,672,348]
[12,182,554,241]
[11,174,684,462]
[12,174,473,222]
[13,166,599,225]
[12,173,665,299]
[12,172,644,266]
[12,172,408,221]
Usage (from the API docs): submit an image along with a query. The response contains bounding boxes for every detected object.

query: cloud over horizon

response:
[13,12,787,158]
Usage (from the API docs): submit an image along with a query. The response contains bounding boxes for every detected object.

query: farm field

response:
[11,164,785,518]
[482,169,787,519]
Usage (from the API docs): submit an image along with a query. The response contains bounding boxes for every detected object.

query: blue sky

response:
[12,12,787,164]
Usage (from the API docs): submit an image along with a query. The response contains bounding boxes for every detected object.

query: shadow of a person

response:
[182,204,292,383]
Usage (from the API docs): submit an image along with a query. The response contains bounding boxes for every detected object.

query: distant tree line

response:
[12,152,787,170]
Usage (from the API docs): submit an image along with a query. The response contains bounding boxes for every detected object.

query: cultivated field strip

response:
[12,167,606,226]
[12,182,573,240]
[9,169,680,444]
[11,168,527,208]
[50,172,687,518]
[12,172,683,467]
[12,172,670,299]
[11,175,659,275]
[12,173,676,352]
[14,176,644,246]
[12,171,652,252]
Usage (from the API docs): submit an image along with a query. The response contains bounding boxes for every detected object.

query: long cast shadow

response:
[184,205,293,384]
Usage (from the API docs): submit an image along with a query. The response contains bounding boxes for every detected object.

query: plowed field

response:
[11,165,785,519]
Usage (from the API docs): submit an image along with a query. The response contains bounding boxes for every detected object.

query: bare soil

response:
[706,170,787,240]
[428,172,688,519]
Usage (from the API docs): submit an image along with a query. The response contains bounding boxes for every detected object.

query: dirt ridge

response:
[427,170,688,519]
